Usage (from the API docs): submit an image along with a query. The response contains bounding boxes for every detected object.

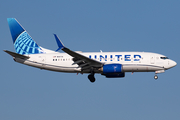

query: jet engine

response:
[99,64,125,78]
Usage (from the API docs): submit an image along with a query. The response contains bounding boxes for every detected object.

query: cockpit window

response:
[160,57,169,60]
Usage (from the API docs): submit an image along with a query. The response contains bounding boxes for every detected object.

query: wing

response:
[54,34,103,71]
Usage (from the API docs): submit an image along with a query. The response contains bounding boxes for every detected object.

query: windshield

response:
[160,57,169,60]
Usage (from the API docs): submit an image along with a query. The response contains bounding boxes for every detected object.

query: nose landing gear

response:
[154,75,158,80]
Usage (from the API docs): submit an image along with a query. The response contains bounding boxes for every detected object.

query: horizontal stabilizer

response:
[4,50,29,59]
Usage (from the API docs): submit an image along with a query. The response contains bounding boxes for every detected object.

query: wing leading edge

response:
[54,34,103,71]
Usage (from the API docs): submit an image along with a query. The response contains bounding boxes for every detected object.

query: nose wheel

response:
[154,75,158,80]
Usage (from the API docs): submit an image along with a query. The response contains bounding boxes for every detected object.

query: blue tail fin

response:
[7,18,44,55]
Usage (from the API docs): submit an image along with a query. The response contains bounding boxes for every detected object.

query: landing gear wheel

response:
[88,67,96,83]
[154,75,158,80]
[88,74,95,82]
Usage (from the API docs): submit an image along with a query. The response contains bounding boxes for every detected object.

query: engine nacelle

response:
[99,64,125,78]
[99,64,122,74]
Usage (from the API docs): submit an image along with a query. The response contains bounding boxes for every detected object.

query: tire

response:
[88,75,95,82]
[154,75,158,80]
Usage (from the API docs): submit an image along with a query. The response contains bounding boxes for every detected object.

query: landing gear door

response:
[150,55,155,64]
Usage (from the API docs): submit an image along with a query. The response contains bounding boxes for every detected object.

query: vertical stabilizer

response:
[7,18,44,55]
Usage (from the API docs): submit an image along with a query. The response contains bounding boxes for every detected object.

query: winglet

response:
[54,34,65,52]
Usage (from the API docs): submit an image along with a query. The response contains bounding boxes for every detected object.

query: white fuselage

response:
[6,18,177,82]
[14,51,177,74]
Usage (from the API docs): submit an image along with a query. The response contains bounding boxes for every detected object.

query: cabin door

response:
[150,55,155,64]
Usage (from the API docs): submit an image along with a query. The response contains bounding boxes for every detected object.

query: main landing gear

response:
[88,73,95,83]
[88,68,95,83]
[154,74,158,80]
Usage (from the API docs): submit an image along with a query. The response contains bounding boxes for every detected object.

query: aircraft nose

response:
[173,61,177,67]
[170,60,177,68]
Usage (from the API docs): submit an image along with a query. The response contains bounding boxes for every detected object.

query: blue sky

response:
[0,0,180,120]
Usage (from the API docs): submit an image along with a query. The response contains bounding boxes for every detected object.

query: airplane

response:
[4,18,177,82]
